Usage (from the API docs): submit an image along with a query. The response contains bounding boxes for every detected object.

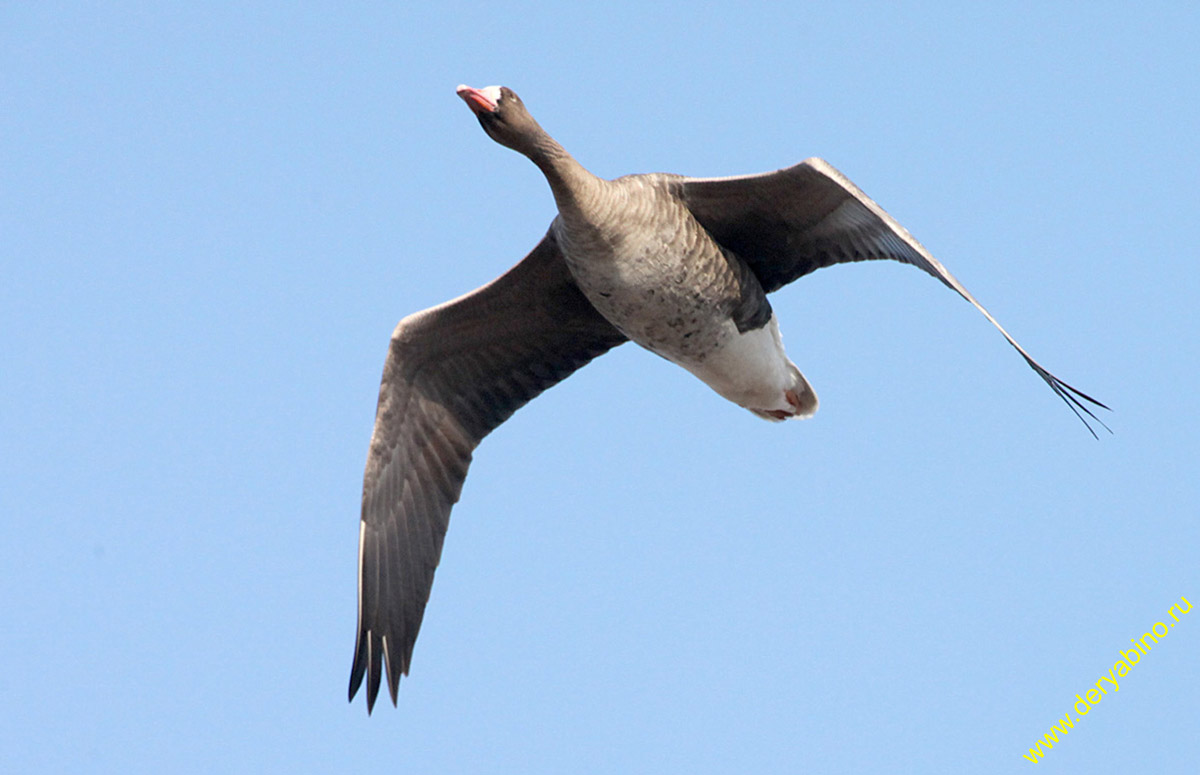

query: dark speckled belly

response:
[552,184,771,367]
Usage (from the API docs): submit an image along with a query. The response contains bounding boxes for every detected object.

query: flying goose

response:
[348,84,1108,711]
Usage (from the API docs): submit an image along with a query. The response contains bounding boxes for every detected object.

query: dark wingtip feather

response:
[348,632,404,713]
[365,679,377,714]
[348,643,367,705]
[1025,358,1112,439]
[386,647,401,707]
[366,636,383,713]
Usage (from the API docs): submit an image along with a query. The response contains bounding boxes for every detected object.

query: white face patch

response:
[478,85,503,108]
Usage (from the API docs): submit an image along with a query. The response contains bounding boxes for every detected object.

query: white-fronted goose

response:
[348,84,1108,711]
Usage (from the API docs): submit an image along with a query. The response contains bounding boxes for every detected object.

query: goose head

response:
[456,84,548,157]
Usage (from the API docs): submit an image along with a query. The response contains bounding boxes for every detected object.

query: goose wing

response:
[678,158,1108,435]
[350,229,626,711]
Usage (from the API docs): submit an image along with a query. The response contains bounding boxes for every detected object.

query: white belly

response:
[672,314,818,419]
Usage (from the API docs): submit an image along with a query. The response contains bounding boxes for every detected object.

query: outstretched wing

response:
[678,158,1109,435]
[350,229,627,711]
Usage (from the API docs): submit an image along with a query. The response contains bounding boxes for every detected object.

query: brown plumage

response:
[348,84,1108,711]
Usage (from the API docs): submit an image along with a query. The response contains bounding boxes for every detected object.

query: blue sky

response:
[3,3,1197,772]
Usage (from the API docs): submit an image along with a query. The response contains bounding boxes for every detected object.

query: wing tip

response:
[348,630,408,713]
[1030,361,1112,439]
